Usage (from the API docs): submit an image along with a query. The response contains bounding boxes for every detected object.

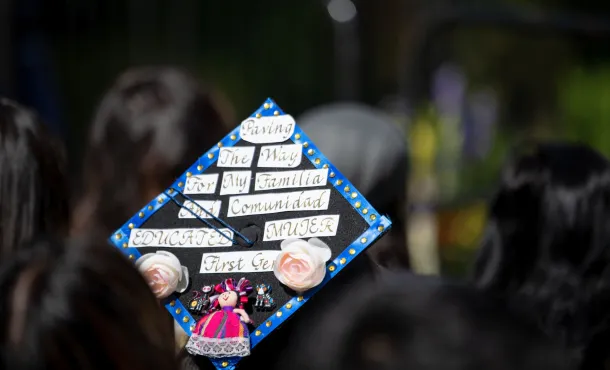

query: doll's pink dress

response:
[186,306,251,358]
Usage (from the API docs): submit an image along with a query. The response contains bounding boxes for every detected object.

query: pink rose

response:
[273,238,332,293]
[136,251,189,299]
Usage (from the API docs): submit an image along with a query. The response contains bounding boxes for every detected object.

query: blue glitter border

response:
[108,98,392,370]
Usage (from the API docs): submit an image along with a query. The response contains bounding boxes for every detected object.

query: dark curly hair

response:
[473,142,610,369]
[280,272,574,370]
[0,237,177,370]
[72,67,228,237]
[0,98,69,258]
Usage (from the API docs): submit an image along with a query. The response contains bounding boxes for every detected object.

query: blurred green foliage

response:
[560,66,610,158]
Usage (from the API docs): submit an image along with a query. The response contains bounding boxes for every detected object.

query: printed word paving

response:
[240,115,295,144]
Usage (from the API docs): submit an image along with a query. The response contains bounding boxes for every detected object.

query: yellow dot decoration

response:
[344,186,350,192]
[295,133,301,140]
[217,142,223,148]
[323,164,329,169]
[255,330,262,336]
[178,182,184,188]
[147,205,153,211]
[182,317,189,323]
[355,201,361,208]
[328,265,336,272]
[349,249,356,255]
[190,325,195,331]
[170,301,176,307]
[330,172,335,178]
[175,308,182,314]
[351,192,358,199]
[197,165,203,171]
[191,301,197,307]
[266,321,272,327]
[361,237,367,244]
[186,172,192,177]
[122,243,128,249]
[230,134,237,140]
[314,158,321,165]
[274,110,279,116]
[340,258,346,265]
[370,214,377,221]
[378,226,385,232]
[297,296,304,302]
[303,142,309,148]
[264,103,270,109]
[157,197,163,204]
[362,208,369,215]
[222,362,229,368]
[167,189,174,195]
[115,233,122,240]
[276,311,283,317]
[207,153,214,159]
[336,180,343,186]
[256,113,262,118]
[286,303,292,309]
[307,149,314,156]
[138,212,144,218]
[128,223,134,229]
[129,254,135,260]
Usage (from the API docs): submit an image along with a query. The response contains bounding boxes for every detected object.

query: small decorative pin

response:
[188,285,215,315]
[254,283,276,311]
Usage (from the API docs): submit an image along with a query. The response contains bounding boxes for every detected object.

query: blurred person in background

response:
[0,98,69,259]
[0,237,178,370]
[280,272,574,370]
[298,102,410,270]
[70,66,238,365]
[472,142,610,370]
[71,66,229,237]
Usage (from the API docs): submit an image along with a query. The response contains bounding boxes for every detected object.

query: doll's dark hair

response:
[0,237,178,370]
[280,272,574,370]
[72,66,228,237]
[473,142,610,369]
[0,98,69,258]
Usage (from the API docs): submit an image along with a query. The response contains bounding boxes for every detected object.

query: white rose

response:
[273,238,332,293]
[136,251,189,299]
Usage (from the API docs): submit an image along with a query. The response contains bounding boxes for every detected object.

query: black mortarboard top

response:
[109,98,391,370]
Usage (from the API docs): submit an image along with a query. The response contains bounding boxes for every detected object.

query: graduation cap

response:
[109,99,392,370]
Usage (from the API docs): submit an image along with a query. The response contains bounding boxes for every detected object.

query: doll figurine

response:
[186,278,254,358]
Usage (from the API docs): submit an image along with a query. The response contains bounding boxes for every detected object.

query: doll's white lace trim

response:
[185,335,251,358]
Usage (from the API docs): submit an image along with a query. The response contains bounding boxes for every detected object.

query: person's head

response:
[72,67,229,236]
[473,142,610,367]
[0,98,69,258]
[0,237,177,370]
[281,272,575,370]
[298,103,409,269]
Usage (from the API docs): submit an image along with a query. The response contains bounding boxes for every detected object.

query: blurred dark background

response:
[3,0,610,275]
